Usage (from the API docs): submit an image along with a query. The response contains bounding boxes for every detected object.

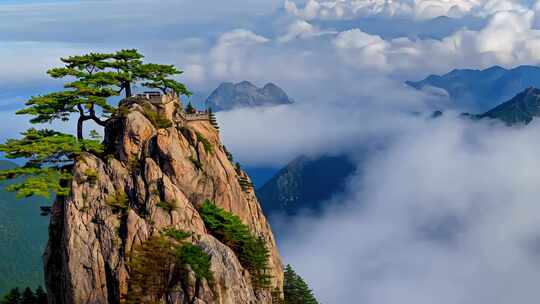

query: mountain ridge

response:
[407,65,540,111]
[257,155,356,216]
[463,87,540,125]
[205,81,293,111]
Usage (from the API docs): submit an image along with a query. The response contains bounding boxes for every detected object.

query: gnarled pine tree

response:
[0,49,191,199]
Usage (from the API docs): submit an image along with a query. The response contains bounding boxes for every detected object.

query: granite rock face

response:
[44,95,283,303]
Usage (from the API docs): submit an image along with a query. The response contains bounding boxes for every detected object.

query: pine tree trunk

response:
[77,116,84,140]
[125,82,132,98]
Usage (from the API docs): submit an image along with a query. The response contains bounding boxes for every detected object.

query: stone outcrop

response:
[44,95,283,303]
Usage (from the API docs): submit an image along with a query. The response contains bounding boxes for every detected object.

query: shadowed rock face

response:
[205,81,293,111]
[44,96,283,304]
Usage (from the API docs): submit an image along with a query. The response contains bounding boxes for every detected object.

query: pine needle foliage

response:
[1,288,20,304]
[0,49,191,200]
[1,286,47,304]
[161,228,191,242]
[34,287,47,304]
[137,63,191,96]
[0,129,103,162]
[106,191,128,213]
[176,244,213,282]
[196,132,214,154]
[283,265,319,304]
[0,129,101,198]
[20,287,37,304]
[200,200,272,289]
[83,169,99,186]
[185,102,196,114]
[126,230,213,303]
[196,132,213,154]
[126,236,177,303]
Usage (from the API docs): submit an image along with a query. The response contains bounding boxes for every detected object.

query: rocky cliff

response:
[44,95,283,303]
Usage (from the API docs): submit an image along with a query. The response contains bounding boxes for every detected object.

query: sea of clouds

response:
[5,0,540,302]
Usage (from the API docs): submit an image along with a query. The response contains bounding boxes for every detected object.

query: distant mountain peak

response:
[237,80,256,87]
[257,155,356,216]
[262,82,278,89]
[466,87,540,125]
[407,65,540,111]
[524,86,538,94]
[484,65,506,72]
[205,81,293,111]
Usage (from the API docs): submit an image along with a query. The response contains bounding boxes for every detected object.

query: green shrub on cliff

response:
[196,132,213,154]
[200,200,271,289]
[83,169,98,186]
[161,228,191,241]
[0,129,100,198]
[106,191,128,213]
[156,200,175,212]
[141,104,173,129]
[176,244,213,282]
[127,231,213,303]
[126,236,177,303]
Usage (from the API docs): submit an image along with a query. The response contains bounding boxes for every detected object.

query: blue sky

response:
[1,0,71,3]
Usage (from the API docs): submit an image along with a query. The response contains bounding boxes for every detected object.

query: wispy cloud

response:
[279,115,540,303]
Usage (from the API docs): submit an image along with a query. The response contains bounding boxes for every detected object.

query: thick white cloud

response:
[284,0,530,20]
[279,115,540,303]
[209,29,270,79]
[333,10,540,76]
[284,0,413,19]
[180,6,540,99]
[216,77,433,166]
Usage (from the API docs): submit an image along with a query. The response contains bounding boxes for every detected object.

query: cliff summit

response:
[44,93,284,303]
